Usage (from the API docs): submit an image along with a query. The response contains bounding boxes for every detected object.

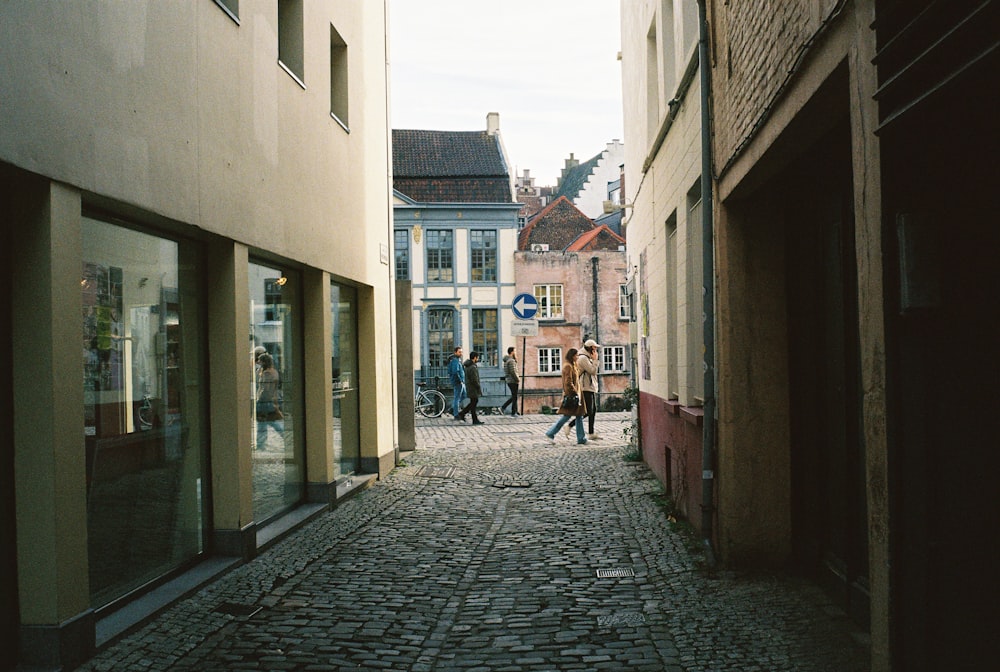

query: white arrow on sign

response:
[512,293,539,320]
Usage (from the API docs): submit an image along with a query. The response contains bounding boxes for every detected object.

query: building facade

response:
[392,114,522,399]
[515,197,631,413]
[619,0,706,527]
[552,140,627,219]
[624,0,999,670]
[0,2,396,669]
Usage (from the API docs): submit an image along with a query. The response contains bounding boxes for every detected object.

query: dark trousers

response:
[500,382,519,413]
[459,397,480,422]
[569,391,597,434]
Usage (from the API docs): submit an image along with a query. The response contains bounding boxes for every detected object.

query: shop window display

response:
[82,217,207,607]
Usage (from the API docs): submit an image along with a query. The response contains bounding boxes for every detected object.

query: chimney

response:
[486,112,500,135]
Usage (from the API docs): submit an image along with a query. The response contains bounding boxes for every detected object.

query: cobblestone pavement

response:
[81,412,870,671]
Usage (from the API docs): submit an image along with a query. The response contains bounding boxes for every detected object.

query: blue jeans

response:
[452,382,466,418]
[256,418,284,451]
[545,414,587,444]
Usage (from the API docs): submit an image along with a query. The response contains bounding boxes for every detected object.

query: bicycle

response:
[414,379,447,418]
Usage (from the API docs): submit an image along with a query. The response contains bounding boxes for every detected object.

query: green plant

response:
[602,395,626,412]
[647,490,705,558]
[622,382,639,410]
[622,418,642,453]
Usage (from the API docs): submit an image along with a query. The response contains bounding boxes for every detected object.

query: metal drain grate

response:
[212,603,262,618]
[416,466,456,478]
[597,611,646,627]
[596,567,635,578]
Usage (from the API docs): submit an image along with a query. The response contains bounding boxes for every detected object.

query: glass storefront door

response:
[249,261,304,523]
[82,217,208,607]
[331,283,359,480]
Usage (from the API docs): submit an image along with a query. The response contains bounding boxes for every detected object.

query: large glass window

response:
[534,284,563,319]
[470,230,497,282]
[426,230,453,283]
[331,283,359,480]
[249,262,303,524]
[394,229,409,280]
[82,217,207,607]
[472,309,498,367]
[426,308,455,368]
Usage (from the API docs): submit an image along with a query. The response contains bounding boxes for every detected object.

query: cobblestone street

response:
[81,412,869,671]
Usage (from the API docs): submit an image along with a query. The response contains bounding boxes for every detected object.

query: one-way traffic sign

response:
[512,293,539,320]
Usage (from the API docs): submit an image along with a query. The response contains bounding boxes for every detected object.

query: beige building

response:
[619,0,706,527]
[0,2,395,668]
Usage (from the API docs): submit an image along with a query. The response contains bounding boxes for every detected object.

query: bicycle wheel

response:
[417,390,446,418]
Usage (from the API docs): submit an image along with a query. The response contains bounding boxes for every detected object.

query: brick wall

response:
[710,0,838,175]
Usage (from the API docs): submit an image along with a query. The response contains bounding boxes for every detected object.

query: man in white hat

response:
[567,339,601,440]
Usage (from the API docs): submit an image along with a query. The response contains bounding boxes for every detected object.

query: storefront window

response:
[331,283,359,480]
[82,217,207,607]
[249,261,304,523]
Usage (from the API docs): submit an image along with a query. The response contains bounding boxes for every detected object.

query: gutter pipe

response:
[697,0,717,565]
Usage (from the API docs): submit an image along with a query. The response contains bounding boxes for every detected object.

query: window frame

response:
[533,284,563,319]
[425,229,454,283]
[394,229,409,280]
[471,308,499,367]
[537,347,563,374]
[602,345,627,373]
[425,307,455,369]
[470,229,498,283]
[619,284,632,320]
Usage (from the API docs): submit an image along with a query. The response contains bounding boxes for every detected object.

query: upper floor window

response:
[538,347,563,374]
[470,230,497,282]
[330,23,349,128]
[213,0,239,23]
[394,229,409,280]
[472,309,499,367]
[278,0,305,86]
[602,345,627,373]
[619,285,631,320]
[534,284,563,319]
[426,230,454,283]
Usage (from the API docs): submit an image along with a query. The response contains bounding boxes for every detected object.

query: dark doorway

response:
[881,51,1000,670]
[785,124,869,627]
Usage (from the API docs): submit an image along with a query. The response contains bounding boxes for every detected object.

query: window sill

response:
[278,60,306,90]
[331,112,350,133]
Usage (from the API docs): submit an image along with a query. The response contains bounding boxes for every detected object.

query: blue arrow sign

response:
[512,293,539,320]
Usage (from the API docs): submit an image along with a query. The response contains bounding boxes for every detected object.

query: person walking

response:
[544,348,587,445]
[447,346,466,420]
[255,352,284,451]
[568,339,601,440]
[457,351,484,425]
[500,346,520,416]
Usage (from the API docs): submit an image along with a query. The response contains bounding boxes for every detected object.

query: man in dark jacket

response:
[500,346,520,416]
[457,351,484,425]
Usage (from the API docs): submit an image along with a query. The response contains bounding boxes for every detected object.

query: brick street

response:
[80,412,869,671]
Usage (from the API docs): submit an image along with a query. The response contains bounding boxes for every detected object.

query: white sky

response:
[388,0,623,187]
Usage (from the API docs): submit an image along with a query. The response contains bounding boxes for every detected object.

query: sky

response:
[388,0,624,187]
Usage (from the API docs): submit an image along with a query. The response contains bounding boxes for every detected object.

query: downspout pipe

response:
[697,0,717,565]
[591,256,600,407]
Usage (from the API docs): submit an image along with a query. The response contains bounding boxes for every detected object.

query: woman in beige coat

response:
[544,349,588,444]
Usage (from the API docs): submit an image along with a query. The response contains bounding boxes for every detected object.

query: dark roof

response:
[393,129,508,178]
[553,152,602,201]
[392,129,512,203]
[518,196,595,251]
